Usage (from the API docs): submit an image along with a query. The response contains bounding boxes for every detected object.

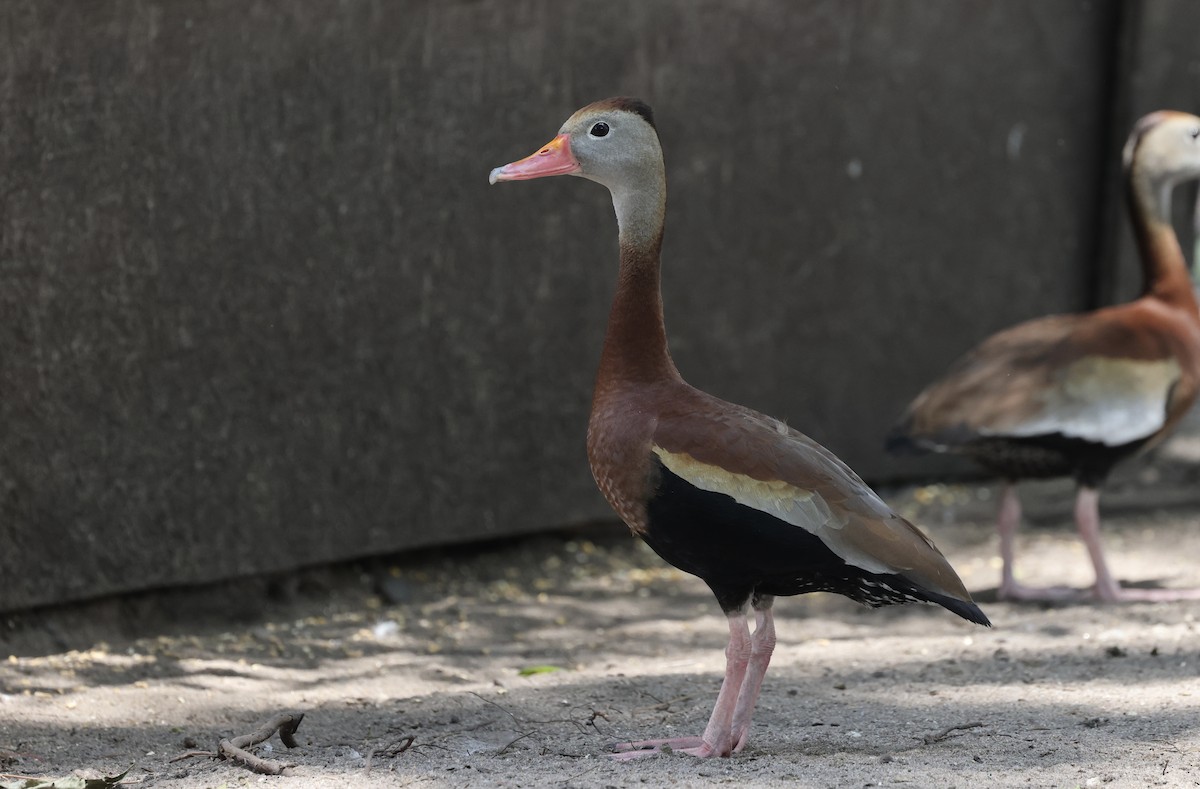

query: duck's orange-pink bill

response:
[489,134,581,184]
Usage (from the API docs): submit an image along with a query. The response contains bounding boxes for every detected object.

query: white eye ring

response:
[589,122,611,138]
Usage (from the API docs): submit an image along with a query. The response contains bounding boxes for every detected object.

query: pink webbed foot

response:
[997,579,1091,603]
[997,578,1200,604]
[1089,581,1200,603]
[610,736,720,760]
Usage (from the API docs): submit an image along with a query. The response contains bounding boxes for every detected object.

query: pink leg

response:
[996,483,1085,602]
[1077,486,1120,601]
[612,610,752,759]
[1075,486,1200,602]
[995,483,1022,599]
[731,604,776,752]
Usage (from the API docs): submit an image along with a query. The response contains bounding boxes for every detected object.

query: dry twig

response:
[468,691,520,725]
[169,750,217,764]
[495,730,536,756]
[217,712,306,775]
[921,721,985,744]
[365,736,416,773]
[633,694,693,714]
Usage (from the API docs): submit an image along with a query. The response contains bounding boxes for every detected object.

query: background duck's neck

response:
[595,174,679,389]
[1128,167,1196,309]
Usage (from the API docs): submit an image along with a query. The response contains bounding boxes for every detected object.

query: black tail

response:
[859,572,991,627]
[925,590,991,627]
[884,423,928,456]
[885,573,992,627]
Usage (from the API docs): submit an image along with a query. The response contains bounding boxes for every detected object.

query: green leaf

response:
[0,766,131,789]
[517,665,564,676]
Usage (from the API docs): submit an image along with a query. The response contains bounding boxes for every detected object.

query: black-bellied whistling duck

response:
[888,111,1200,604]
[489,97,989,759]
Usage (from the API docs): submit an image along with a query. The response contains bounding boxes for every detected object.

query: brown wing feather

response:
[896,299,1197,448]
[650,386,973,602]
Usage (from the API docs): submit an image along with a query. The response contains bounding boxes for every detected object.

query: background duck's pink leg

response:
[1075,486,1200,602]
[732,603,776,752]
[996,483,1081,601]
[1077,486,1121,601]
[612,611,752,759]
[996,483,1027,599]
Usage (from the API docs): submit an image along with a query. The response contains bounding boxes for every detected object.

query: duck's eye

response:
[589,122,610,138]
[1191,126,1200,141]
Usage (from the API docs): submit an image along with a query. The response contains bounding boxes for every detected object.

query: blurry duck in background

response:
[888,111,1200,603]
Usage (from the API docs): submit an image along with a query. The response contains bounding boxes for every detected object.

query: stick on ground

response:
[217,712,306,775]
[921,721,985,745]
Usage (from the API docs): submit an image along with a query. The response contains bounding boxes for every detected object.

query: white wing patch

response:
[985,356,1179,446]
[652,446,894,575]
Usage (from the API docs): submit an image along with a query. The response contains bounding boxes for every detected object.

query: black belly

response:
[964,433,1150,487]
[641,460,974,619]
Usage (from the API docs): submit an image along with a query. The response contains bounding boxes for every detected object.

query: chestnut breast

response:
[586,383,665,535]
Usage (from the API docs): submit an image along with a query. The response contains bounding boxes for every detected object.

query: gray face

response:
[488,100,667,247]
[558,108,664,192]
[1135,112,1200,188]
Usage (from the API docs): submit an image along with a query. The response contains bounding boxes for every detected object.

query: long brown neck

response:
[595,236,679,390]
[594,164,680,392]
[1128,164,1197,310]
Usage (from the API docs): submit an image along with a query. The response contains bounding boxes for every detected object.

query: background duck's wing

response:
[891,308,1180,451]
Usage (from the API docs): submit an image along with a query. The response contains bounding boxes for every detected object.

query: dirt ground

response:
[2,447,1200,788]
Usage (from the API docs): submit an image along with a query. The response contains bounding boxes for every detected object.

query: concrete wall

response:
[0,0,1141,611]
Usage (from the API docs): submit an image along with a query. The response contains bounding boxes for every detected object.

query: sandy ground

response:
[2,447,1200,788]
